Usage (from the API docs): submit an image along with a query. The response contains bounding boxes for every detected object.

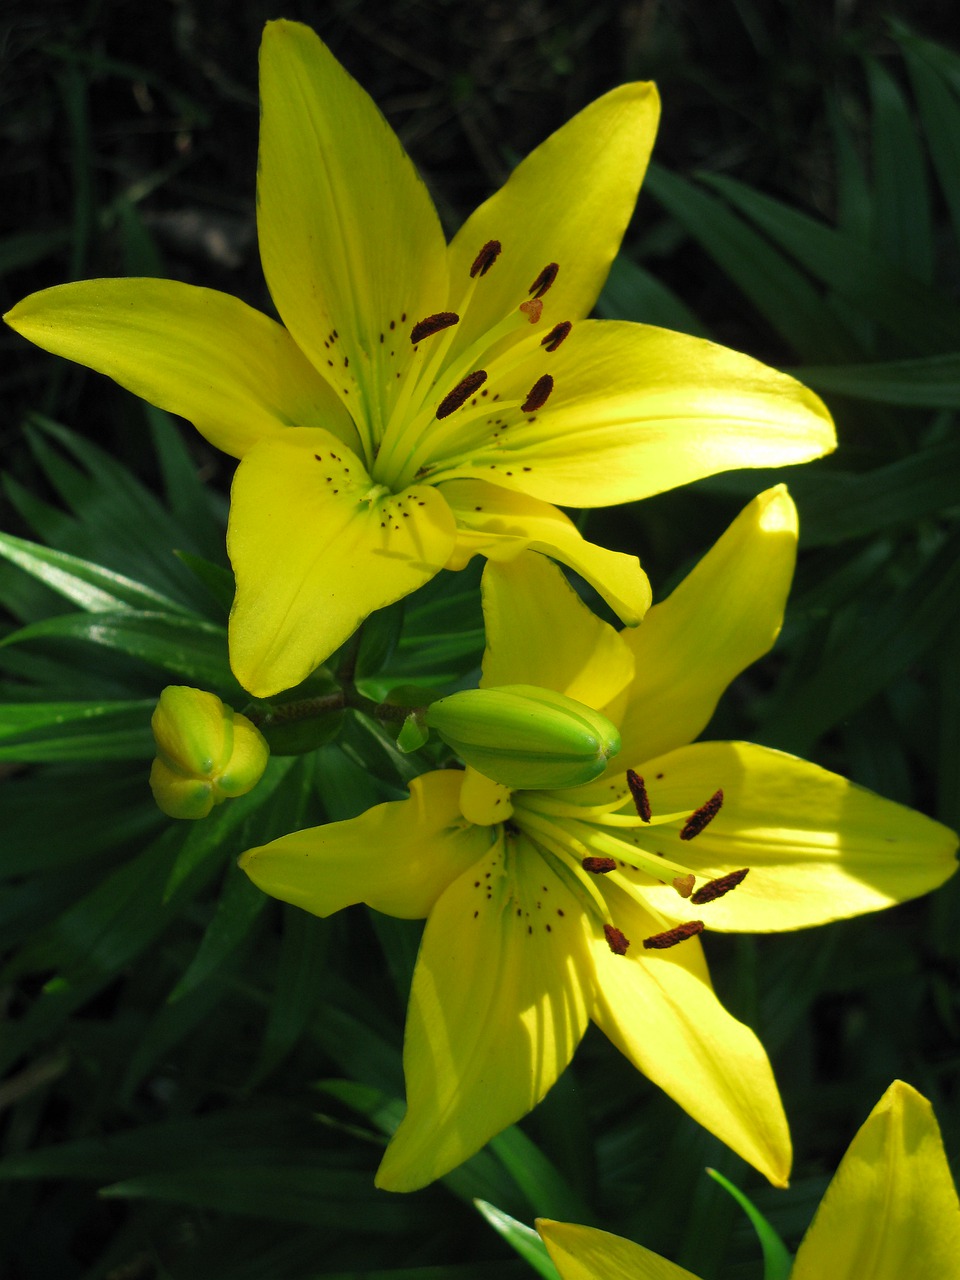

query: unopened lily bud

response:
[424,683,620,790]
[150,686,269,819]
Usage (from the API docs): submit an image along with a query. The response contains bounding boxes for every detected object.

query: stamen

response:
[680,790,724,841]
[436,370,488,419]
[643,920,705,950]
[410,312,459,343]
[582,856,617,875]
[470,240,502,277]
[529,263,559,298]
[672,873,695,899]
[520,298,543,323]
[626,769,652,822]
[522,374,554,413]
[604,924,630,955]
[541,321,572,351]
[691,868,749,905]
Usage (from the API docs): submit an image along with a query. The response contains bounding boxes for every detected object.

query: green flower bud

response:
[424,683,620,790]
[150,686,269,819]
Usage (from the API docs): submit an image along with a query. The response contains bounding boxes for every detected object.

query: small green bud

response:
[150,686,269,819]
[424,683,620,790]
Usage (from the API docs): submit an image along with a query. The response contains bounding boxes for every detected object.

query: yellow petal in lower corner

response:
[376,832,594,1191]
[440,478,651,626]
[228,428,457,697]
[537,1220,702,1280]
[792,1081,960,1280]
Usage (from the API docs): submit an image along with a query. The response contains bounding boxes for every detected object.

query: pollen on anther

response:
[410,311,459,343]
[529,262,559,298]
[520,298,543,323]
[626,769,652,822]
[436,370,488,419]
[691,868,749,905]
[643,920,705,950]
[541,321,572,351]
[470,239,502,277]
[522,374,554,413]
[604,924,630,956]
[680,790,724,841]
[583,856,617,874]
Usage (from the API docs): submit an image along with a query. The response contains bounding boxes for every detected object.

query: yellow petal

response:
[257,20,447,437]
[633,741,959,932]
[537,1221,702,1280]
[239,771,491,919]
[617,485,797,766]
[376,831,594,1191]
[459,768,514,825]
[227,428,457,696]
[429,321,835,505]
[478,550,635,711]
[792,1081,960,1280]
[441,478,651,626]
[591,882,791,1187]
[447,83,660,351]
[4,279,352,459]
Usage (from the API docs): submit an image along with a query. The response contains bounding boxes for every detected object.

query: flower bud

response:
[424,683,620,790]
[149,686,269,819]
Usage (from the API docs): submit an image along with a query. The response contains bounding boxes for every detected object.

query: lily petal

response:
[376,831,594,1191]
[478,550,635,711]
[228,428,457,696]
[447,82,660,351]
[632,741,959,931]
[429,321,835,505]
[4,279,352,459]
[257,20,447,438]
[591,882,791,1186]
[537,1220,701,1280]
[440,478,651,626]
[239,770,490,919]
[617,485,796,766]
[792,1081,960,1280]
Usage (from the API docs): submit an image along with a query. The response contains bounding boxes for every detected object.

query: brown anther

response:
[522,374,554,413]
[436,370,488,419]
[529,262,559,298]
[541,321,572,351]
[691,868,749,905]
[680,789,724,841]
[672,873,695,899]
[626,769,652,822]
[604,924,630,955]
[582,856,617,875]
[642,920,705,950]
[470,240,502,278]
[410,312,459,343]
[520,298,543,323]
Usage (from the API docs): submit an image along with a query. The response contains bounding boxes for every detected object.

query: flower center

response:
[370,239,573,491]
[511,768,749,956]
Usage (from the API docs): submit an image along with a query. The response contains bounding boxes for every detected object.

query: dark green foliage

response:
[2,5,959,1279]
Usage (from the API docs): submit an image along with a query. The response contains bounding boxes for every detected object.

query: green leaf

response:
[168,868,267,1001]
[643,164,859,362]
[474,1201,560,1280]
[865,57,933,282]
[488,1127,595,1224]
[899,33,960,251]
[700,171,960,354]
[0,531,193,615]
[794,352,960,405]
[705,1169,793,1280]
[0,698,155,762]
[1,609,236,689]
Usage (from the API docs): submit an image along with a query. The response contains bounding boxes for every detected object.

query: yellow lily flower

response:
[537,1080,960,1280]
[239,485,957,1192]
[5,21,835,698]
